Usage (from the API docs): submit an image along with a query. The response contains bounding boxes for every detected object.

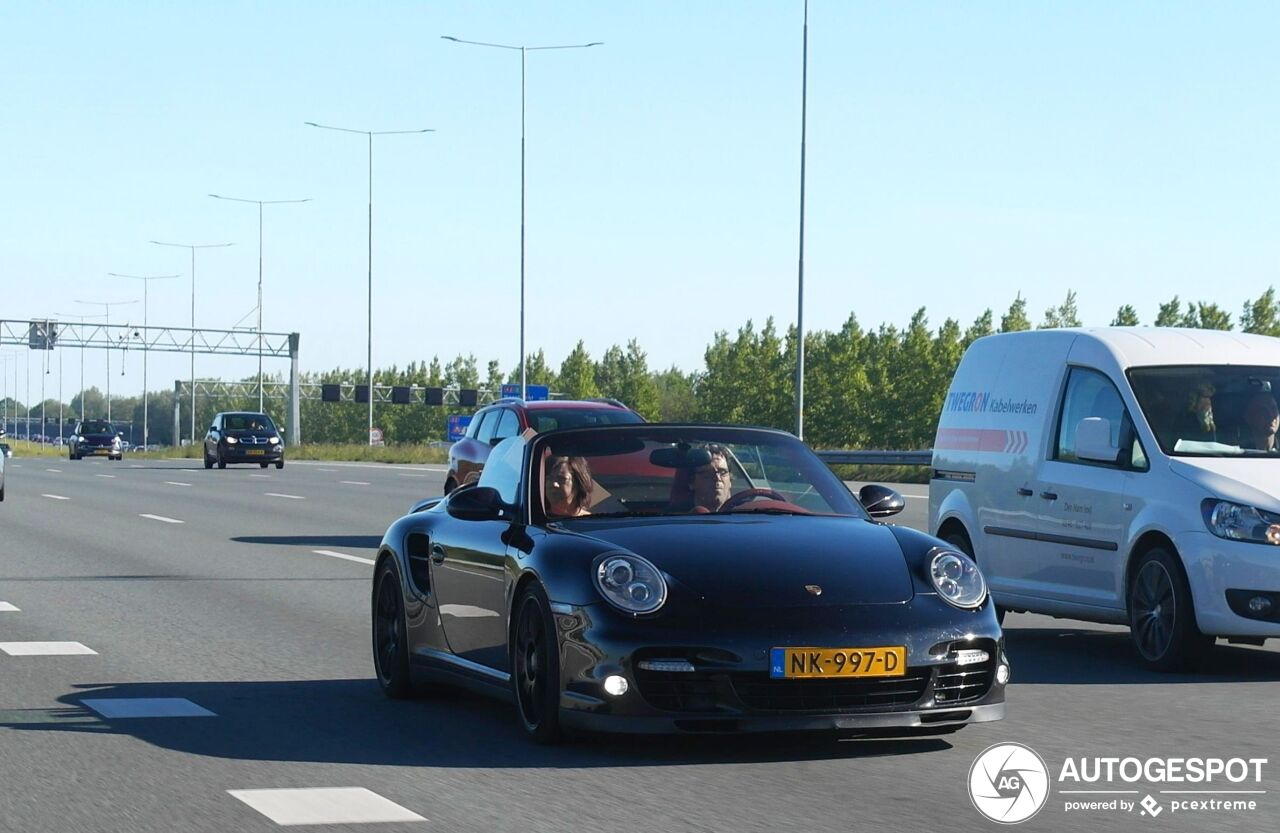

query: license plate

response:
[769,646,907,679]
[247,449,265,456]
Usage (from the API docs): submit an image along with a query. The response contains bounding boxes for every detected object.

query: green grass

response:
[133,443,449,465]
[2,440,69,458]
[828,463,930,485]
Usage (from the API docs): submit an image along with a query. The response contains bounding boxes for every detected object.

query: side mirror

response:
[859,484,906,518]
[1075,417,1120,463]
[446,486,510,522]
[210,425,217,432]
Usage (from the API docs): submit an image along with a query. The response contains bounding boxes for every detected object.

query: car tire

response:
[203,451,213,469]
[260,462,269,468]
[216,448,226,470]
[1128,547,1212,672]
[942,528,1004,626]
[275,460,284,470]
[512,583,563,745]
[1,483,5,502]
[372,558,420,699]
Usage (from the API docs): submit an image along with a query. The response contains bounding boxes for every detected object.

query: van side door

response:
[1029,367,1145,612]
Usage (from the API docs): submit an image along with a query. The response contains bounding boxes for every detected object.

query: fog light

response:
[1248,595,1273,614]
[603,675,629,696]
[996,664,1011,685]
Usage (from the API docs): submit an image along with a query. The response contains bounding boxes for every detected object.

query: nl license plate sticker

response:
[770,646,907,679]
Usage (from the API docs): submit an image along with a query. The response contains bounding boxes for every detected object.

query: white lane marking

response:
[341,480,371,486]
[249,474,271,478]
[139,514,184,524]
[397,473,427,478]
[265,492,305,500]
[289,460,447,473]
[130,464,143,468]
[41,494,71,501]
[165,481,192,487]
[228,788,426,826]
[45,468,62,473]
[312,549,376,566]
[0,641,97,656]
[96,473,116,478]
[0,602,20,612]
[81,698,216,718]
[317,468,338,472]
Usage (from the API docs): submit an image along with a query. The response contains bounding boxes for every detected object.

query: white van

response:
[929,327,1280,670]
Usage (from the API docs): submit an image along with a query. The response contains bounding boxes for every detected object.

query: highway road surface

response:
[1,458,1276,832]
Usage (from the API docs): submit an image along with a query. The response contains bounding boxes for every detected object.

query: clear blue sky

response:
[2,1,1277,400]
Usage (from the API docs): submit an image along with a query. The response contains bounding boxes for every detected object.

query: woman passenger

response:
[544,455,594,517]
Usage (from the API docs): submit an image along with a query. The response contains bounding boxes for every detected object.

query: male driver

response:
[688,443,734,511]
[1239,390,1280,451]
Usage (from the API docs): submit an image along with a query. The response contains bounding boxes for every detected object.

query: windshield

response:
[526,408,643,432]
[1128,365,1280,457]
[533,426,865,520]
[79,421,114,434]
[223,414,276,432]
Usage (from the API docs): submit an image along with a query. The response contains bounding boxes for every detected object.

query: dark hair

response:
[545,455,594,514]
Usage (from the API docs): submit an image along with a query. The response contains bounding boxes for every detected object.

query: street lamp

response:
[109,273,179,450]
[210,194,310,412]
[53,311,106,422]
[795,0,810,440]
[441,34,602,399]
[151,240,234,444]
[74,299,137,422]
[305,121,433,446]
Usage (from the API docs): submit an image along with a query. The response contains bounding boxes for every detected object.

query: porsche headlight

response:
[1202,499,1280,545]
[225,436,238,444]
[594,553,667,615]
[929,548,987,609]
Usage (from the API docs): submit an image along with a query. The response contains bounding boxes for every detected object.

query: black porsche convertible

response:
[372,424,1008,743]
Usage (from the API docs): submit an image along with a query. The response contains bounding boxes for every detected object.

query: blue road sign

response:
[447,414,472,441]
[501,384,549,401]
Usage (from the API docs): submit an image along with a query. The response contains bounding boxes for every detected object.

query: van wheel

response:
[1128,548,1211,672]
[943,528,1004,626]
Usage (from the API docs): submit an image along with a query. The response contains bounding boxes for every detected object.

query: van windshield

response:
[1128,366,1280,457]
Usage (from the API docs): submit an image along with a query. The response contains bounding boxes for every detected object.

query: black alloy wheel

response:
[1128,547,1211,672]
[512,584,563,744]
[275,459,284,470]
[943,528,1004,626]
[372,559,417,698]
[203,449,213,469]
[260,462,269,468]
[216,446,226,469]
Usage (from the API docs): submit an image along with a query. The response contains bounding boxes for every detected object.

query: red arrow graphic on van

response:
[936,428,1028,454]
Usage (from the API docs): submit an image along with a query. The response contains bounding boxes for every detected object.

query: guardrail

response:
[815,449,933,466]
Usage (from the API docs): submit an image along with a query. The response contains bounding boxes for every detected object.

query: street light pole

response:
[74,299,137,422]
[441,34,601,400]
[53,312,105,421]
[305,121,433,446]
[210,194,310,413]
[151,240,234,444]
[795,0,810,441]
[109,273,179,449]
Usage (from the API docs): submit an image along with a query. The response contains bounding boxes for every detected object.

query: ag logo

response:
[968,742,1051,824]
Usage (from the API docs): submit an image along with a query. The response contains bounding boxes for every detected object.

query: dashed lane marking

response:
[45,468,62,473]
[0,642,97,656]
[81,698,216,718]
[96,474,116,478]
[139,514,184,524]
[41,494,71,501]
[227,787,426,826]
[164,481,192,487]
[312,549,376,566]
[0,602,19,612]
[265,493,305,500]
[340,481,371,486]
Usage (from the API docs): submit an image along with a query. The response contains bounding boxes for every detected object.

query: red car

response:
[444,398,644,494]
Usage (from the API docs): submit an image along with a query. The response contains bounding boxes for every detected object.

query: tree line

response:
[6,287,1280,450]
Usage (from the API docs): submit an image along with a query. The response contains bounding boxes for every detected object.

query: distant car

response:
[69,420,123,460]
[445,398,643,494]
[204,411,284,469]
